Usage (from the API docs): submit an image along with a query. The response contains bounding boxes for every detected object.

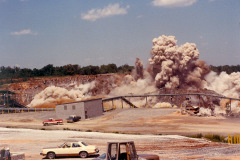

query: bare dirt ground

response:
[1,108,240,135]
[1,108,240,159]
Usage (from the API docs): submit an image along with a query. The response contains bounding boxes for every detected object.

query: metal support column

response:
[198,95,201,107]
[230,99,231,113]
[112,100,114,109]
[121,99,123,109]
[146,96,148,107]
[3,94,6,106]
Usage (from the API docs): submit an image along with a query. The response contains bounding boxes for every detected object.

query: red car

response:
[43,118,63,126]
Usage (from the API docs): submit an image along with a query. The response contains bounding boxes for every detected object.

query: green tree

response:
[118,64,134,73]
[40,64,55,76]
[81,65,100,75]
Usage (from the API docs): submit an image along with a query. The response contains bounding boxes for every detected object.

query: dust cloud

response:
[28,35,240,115]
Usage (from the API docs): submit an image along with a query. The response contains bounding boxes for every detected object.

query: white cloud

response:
[11,29,38,36]
[81,3,130,22]
[151,0,197,8]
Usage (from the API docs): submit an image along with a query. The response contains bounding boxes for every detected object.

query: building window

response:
[72,105,76,110]
[64,105,67,110]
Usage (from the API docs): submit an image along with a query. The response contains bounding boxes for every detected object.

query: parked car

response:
[42,118,63,126]
[40,141,99,159]
[66,115,81,123]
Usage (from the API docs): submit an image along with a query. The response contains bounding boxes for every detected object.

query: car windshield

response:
[81,142,88,146]
[58,142,71,148]
[59,143,66,148]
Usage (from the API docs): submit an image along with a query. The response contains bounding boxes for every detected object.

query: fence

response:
[228,134,240,144]
[0,107,55,114]
[104,105,118,112]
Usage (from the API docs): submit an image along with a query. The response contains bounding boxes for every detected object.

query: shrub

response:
[187,133,227,143]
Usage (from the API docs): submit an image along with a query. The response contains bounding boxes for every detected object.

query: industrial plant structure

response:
[56,98,103,120]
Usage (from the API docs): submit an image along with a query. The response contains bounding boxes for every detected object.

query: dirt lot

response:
[1,108,240,136]
[1,108,240,160]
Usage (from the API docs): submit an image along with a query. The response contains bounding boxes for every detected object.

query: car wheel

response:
[47,152,56,159]
[79,151,88,158]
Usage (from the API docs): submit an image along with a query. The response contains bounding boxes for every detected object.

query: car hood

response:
[42,147,57,149]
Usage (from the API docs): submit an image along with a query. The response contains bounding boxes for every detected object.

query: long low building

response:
[56,98,103,120]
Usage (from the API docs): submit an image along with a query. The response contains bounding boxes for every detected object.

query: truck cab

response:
[67,115,81,123]
[95,141,159,160]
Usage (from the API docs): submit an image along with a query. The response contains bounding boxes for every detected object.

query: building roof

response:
[56,98,102,106]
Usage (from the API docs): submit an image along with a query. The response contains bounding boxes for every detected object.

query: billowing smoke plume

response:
[148,35,210,89]
[204,71,240,98]
[26,35,240,116]
[204,71,240,113]
[153,102,172,108]
[135,58,144,79]
[28,82,96,107]
[108,72,157,96]
[28,86,84,107]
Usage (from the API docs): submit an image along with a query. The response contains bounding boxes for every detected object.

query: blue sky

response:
[0,0,239,69]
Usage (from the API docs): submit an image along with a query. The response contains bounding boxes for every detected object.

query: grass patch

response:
[86,129,92,132]
[112,131,119,134]
[63,128,70,130]
[187,133,227,143]
[188,133,203,138]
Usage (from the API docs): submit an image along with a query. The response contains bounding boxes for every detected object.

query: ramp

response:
[121,97,138,108]
[102,96,138,108]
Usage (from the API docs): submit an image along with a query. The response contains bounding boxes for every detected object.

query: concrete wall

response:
[56,102,84,120]
[56,98,103,120]
[84,99,103,119]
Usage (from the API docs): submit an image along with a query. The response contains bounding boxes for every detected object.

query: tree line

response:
[209,65,240,74]
[1,64,239,85]
[0,64,134,84]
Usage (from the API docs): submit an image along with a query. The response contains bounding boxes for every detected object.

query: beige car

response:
[40,141,99,159]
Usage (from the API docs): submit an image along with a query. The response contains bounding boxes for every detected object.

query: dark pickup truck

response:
[66,115,81,123]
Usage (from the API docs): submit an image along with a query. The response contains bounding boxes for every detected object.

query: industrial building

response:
[56,98,103,120]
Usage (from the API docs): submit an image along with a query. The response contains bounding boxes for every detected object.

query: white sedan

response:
[40,141,99,159]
